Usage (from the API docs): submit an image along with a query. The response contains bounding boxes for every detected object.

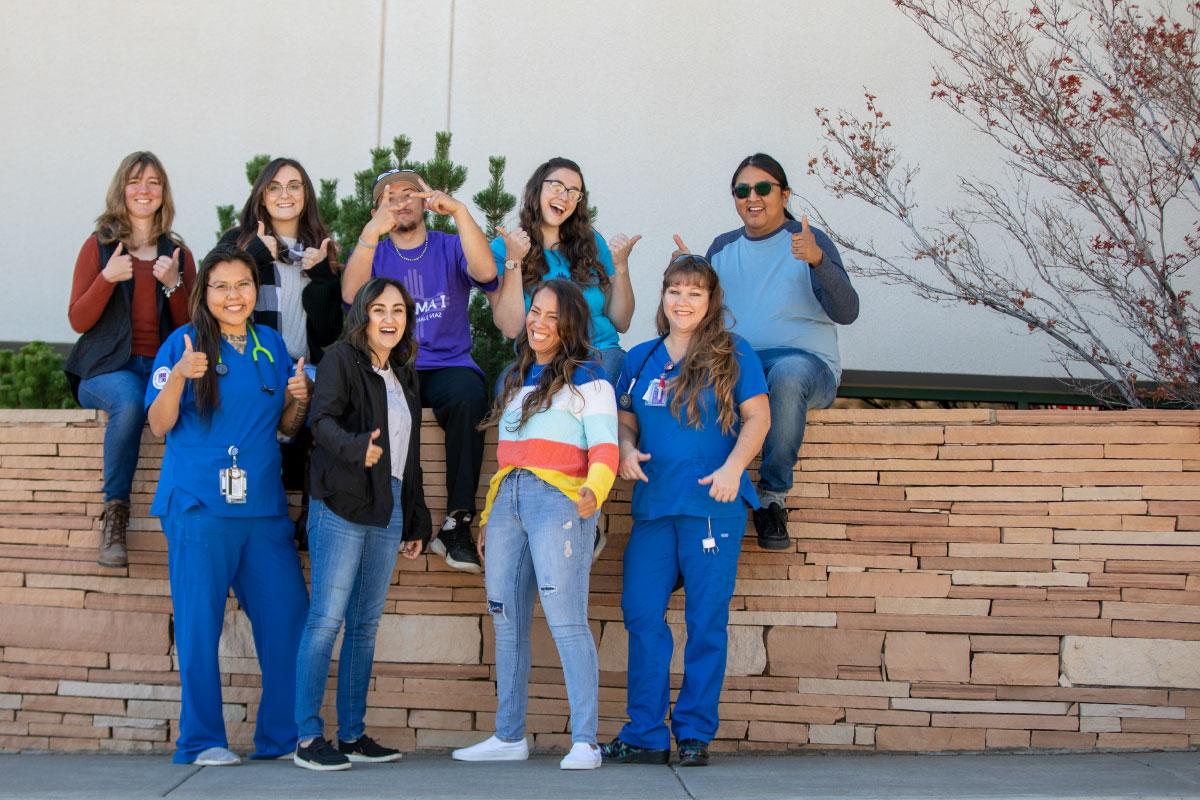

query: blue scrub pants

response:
[163,506,309,763]
[619,513,745,749]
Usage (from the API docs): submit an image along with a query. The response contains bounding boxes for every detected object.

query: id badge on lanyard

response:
[642,374,669,407]
[219,445,248,504]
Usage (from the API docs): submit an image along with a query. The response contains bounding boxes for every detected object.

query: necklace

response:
[391,234,429,262]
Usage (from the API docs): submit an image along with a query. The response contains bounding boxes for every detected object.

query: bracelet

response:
[357,237,378,250]
[161,274,183,298]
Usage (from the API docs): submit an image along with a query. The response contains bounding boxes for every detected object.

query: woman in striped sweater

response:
[452,279,618,771]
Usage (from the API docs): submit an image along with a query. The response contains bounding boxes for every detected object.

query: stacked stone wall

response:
[1,408,1199,753]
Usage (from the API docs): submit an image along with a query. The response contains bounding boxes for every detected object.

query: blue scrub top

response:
[490,230,619,350]
[145,323,293,518]
[617,334,768,520]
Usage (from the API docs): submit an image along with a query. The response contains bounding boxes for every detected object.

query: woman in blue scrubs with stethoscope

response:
[146,245,311,766]
[601,254,770,768]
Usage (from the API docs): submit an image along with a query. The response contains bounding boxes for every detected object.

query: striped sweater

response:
[480,361,619,524]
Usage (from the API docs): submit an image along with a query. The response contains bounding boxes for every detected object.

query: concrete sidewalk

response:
[2,751,1200,800]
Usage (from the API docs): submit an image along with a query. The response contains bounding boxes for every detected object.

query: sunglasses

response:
[733,181,783,199]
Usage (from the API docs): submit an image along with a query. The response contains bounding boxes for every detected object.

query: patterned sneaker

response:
[677,738,709,767]
[753,502,791,550]
[599,736,669,764]
[293,737,351,771]
[339,734,402,763]
[430,510,482,573]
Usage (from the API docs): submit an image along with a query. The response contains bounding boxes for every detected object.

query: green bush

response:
[0,342,76,409]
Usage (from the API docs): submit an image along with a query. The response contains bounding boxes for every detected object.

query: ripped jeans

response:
[484,469,598,744]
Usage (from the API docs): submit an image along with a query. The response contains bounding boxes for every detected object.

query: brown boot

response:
[97,499,130,567]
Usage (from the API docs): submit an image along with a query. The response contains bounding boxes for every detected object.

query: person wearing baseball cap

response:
[342,168,498,573]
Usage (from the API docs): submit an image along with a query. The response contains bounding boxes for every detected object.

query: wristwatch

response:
[504,259,522,271]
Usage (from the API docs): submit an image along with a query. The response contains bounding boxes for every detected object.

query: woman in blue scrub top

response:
[601,255,770,768]
[146,245,311,766]
[489,156,639,384]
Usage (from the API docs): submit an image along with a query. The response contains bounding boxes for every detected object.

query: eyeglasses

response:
[207,280,256,296]
[277,241,307,265]
[733,181,783,199]
[265,181,304,198]
[543,180,584,204]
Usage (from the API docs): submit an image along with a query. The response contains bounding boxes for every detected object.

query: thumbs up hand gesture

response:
[153,247,181,287]
[175,334,208,380]
[101,242,134,283]
[301,239,330,270]
[256,221,279,260]
[286,358,310,403]
[364,428,384,468]
[495,224,531,262]
[791,215,823,267]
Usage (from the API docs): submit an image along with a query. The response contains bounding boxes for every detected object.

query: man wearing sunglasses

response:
[678,153,859,552]
[342,169,499,574]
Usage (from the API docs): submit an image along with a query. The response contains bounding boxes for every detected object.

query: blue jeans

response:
[485,470,598,744]
[756,348,837,507]
[77,356,155,502]
[295,478,404,742]
[162,507,308,763]
[598,347,626,387]
[620,514,745,749]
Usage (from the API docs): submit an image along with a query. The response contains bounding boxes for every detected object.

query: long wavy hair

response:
[187,246,261,419]
[516,157,606,293]
[483,280,593,433]
[731,152,796,222]
[95,151,182,248]
[655,255,741,434]
[233,157,337,262]
[341,278,418,376]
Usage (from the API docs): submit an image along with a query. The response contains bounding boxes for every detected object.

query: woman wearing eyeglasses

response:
[65,151,197,569]
[601,255,768,768]
[218,157,342,543]
[675,153,859,553]
[490,157,639,385]
[146,245,311,767]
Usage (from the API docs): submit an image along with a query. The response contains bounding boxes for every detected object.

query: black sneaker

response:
[294,737,351,771]
[753,502,791,550]
[677,738,709,767]
[338,734,402,763]
[599,736,669,764]
[429,510,482,574]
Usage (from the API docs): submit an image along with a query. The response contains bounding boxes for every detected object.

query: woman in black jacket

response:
[292,278,431,771]
[218,157,343,542]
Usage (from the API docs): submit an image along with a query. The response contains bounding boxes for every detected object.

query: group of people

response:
[65,149,858,771]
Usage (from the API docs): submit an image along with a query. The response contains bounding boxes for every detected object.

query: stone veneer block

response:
[374,616,481,664]
[827,572,951,598]
[884,632,970,682]
[1062,637,1200,689]
[971,654,1060,686]
[767,628,883,678]
[0,604,167,656]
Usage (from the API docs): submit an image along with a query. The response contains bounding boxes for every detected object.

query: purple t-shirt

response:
[368,230,498,372]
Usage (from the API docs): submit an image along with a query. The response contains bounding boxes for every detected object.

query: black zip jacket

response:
[308,340,432,541]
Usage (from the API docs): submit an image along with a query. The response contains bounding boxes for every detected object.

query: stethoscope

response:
[617,335,669,410]
[214,324,278,395]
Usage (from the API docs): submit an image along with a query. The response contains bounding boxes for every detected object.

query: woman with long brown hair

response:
[66,151,197,568]
[452,279,617,770]
[293,278,431,771]
[601,255,769,768]
[489,157,639,384]
[218,156,343,541]
[146,245,310,766]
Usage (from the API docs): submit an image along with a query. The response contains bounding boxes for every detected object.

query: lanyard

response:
[214,324,278,395]
[618,335,668,410]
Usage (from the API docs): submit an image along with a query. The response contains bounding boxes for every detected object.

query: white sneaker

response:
[559,742,601,770]
[193,746,240,766]
[451,735,529,762]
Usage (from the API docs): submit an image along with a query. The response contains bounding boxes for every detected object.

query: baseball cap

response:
[372,169,423,204]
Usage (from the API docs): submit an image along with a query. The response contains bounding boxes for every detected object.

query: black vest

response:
[64,234,180,401]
